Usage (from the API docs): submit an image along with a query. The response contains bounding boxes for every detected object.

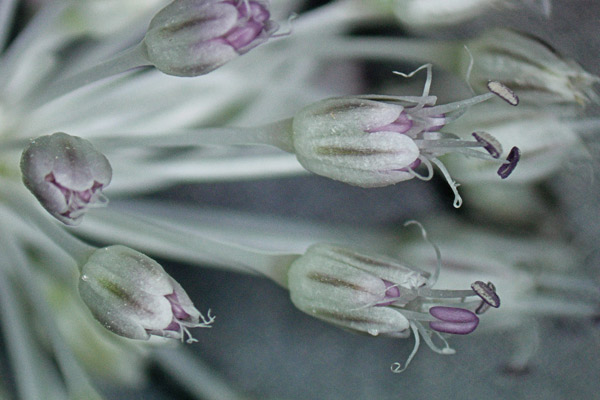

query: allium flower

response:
[78,245,214,342]
[291,65,520,207]
[142,0,279,77]
[287,241,500,371]
[0,0,598,398]
[20,132,112,225]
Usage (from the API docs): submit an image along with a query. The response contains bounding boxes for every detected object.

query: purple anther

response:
[487,81,519,106]
[429,306,479,335]
[376,280,401,306]
[366,112,413,134]
[472,131,502,159]
[497,146,520,179]
[471,281,501,308]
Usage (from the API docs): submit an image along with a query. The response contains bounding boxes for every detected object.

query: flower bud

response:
[288,243,426,337]
[142,0,278,77]
[387,0,498,29]
[383,0,551,29]
[461,29,599,109]
[292,97,421,188]
[78,245,214,342]
[20,132,112,226]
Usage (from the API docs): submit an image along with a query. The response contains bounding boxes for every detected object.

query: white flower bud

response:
[142,0,278,77]
[78,245,214,342]
[379,0,551,29]
[389,0,499,29]
[461,29,599,109]
[291,97,420,188]
[20,132,112,226]
[288,243,424,336]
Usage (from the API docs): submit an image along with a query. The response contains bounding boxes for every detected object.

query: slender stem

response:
[6,235,104,400]
[79,207,299,287]
[293,0,385,35]
[95,118,296,153]
[301,36,460,71]
[107,151,306,193]
[0,2,67,90]
[0,0,18,52]
[152,348,251,400]
[0,183,96,266]
[0,259,64,399]
[28,43,151,108]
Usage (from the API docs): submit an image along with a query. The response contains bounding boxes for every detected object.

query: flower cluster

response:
[0,0,598,398]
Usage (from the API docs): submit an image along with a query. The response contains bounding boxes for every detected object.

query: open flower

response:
[78,245,214,342]
[142,0,279,76]
[287,242,500,371]
[291,65,520,207]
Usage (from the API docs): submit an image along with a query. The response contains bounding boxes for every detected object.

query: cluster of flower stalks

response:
[0,0,598,399]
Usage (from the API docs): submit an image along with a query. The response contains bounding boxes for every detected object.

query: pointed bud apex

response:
[20,132,112,226]
[78,245,214,342]
[142,0,278,77]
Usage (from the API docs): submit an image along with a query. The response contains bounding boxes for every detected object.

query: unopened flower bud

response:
[387,0,498,29]
[383,0,551,29]
[461,29,599,109]
[142,0,278,77]
[20,132,112,226]
[288,243,426,337]
[78,245,214,342]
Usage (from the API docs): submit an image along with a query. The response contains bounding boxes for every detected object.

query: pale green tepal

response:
[78,245,214,342]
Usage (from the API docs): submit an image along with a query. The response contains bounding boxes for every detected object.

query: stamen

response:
[430,157,462,208]
[413,320,455,354]
[471,281,501,308]
[393,63,433,98]
[497,146,521,178]
[487,81,519,106]
[391,322,421,373]
[407,157,434,181]
[472,131,502,159]
[475,302,491,315]
[404,220,441,287]
[429,306,479,335]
